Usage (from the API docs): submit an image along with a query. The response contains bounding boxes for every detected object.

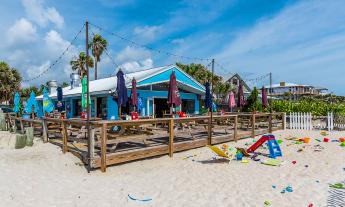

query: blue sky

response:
[1,0,345,95]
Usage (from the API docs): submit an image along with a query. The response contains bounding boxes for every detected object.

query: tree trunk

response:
[94,57,98,80]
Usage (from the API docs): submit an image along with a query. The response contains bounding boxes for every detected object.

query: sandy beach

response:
[0,129,344,207]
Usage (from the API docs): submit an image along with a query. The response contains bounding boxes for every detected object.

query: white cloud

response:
[26,61,51,78]
[6,18,37,46]
[44,30,70,54]
[120,58,154,73]
[22,0,64,28]
[171,38,185,45]
[213,0,345,94]
[134,25,160,42]
[116,46,151,62]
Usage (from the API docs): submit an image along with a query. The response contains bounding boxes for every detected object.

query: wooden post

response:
[207,116,212,145]
[20,119,24,134]
[268,113,273,133]
[168,119,174,157]
[282,113,286,130]
[234,115,238,142]
[61,121,68,153]
[100,123,107,172]
[251,113,256,138]
[90,128,95,162]
[42,119,48,142]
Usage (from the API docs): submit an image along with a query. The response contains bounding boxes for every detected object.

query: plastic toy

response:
[236,152,243,161]
[323,138,329,142]
[247,134,282,158]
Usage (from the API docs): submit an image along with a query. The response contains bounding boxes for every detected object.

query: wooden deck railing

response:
[4,112,285,172]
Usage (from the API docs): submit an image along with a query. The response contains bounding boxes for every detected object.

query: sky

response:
[1,0,345,95]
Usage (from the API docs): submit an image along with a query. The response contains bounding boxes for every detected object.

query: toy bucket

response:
[304,138,311,143]
[323,138,329,142]
[339,138,345,142]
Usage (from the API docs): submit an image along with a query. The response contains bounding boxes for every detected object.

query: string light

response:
[89,22,211,62]
[22,24,85,82]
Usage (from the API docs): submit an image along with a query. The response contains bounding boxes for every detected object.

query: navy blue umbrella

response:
[204,82,212,110]
[116,69,128,118]
[57,87,63,112]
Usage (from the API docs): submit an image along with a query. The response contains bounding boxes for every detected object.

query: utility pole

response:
[86,20,91,173]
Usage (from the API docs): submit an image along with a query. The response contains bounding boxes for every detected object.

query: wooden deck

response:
[5,112,286,172]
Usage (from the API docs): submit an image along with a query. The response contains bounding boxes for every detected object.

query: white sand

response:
[0,130,344,207]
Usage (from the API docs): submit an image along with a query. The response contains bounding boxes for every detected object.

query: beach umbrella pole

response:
[85,20,91,173]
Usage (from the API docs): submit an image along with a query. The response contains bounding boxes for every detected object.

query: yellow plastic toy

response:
[207,145,234,163]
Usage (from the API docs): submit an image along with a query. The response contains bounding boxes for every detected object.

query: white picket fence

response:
[288,112,334,131]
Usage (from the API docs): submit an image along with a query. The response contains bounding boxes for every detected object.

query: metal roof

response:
[36,64,205,100]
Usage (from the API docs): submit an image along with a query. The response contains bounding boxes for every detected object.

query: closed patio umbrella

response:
[13,92,21,113]
[204,82,212,111]
[261,86,268,109]
[42,88,54,114]
[57,86,63,112]
[237,82,245,110]
[130,78,138,111]
[228,91,236,112]
[24,91,39,115]
[116,69,128,118]
[167,71,181,114]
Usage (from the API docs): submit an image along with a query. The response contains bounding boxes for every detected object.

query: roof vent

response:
[47,80,58,94]
[280,82,286,87]
[70,73,80,89]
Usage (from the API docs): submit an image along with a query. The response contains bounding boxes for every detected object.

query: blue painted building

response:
[36,65,205,120]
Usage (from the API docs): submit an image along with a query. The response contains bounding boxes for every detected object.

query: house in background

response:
[264,81,328,100]
[225,73,251,94]
[36,64,205,119]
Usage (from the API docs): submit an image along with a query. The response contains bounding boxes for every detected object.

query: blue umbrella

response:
[13,92,21,113]
[24,91,39,114]
[116,69,128,118]
[204,82,212,110]
[42,88,54,114]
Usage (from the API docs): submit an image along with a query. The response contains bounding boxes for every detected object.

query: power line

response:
[22,23,85,82]
[89,22,211,62]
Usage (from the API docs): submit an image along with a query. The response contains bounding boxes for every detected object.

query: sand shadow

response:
[197,158,230,164]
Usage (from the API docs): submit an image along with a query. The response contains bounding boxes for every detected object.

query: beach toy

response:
[315,139,321,142]
[247,134,282,158]
[323,138,329,142]
[236,147,250,157]
[264,200,271,206]
[329,183,345,189]
[236,152,243,161]
[320,131,328,136]
[261,158,282,166]
[207,145,234,162]
[339,138,345,142]
[241,159,249,164]
[308,203,313,207]
[285,186,293,192]
[128,194,152,202]
[272,185,276,189]
[292,161,297,164]
[340,142,345,147]
[303,137,311,143]
[277,139,283,144]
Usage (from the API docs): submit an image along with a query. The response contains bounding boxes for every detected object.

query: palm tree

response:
[90,34,108,80]
[0,61,22,105]
[70,52,94,78]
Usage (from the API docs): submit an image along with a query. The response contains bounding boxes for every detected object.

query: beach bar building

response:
[36,64,205,119]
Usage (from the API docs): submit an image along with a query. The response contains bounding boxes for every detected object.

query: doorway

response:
[154,98,169,118]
